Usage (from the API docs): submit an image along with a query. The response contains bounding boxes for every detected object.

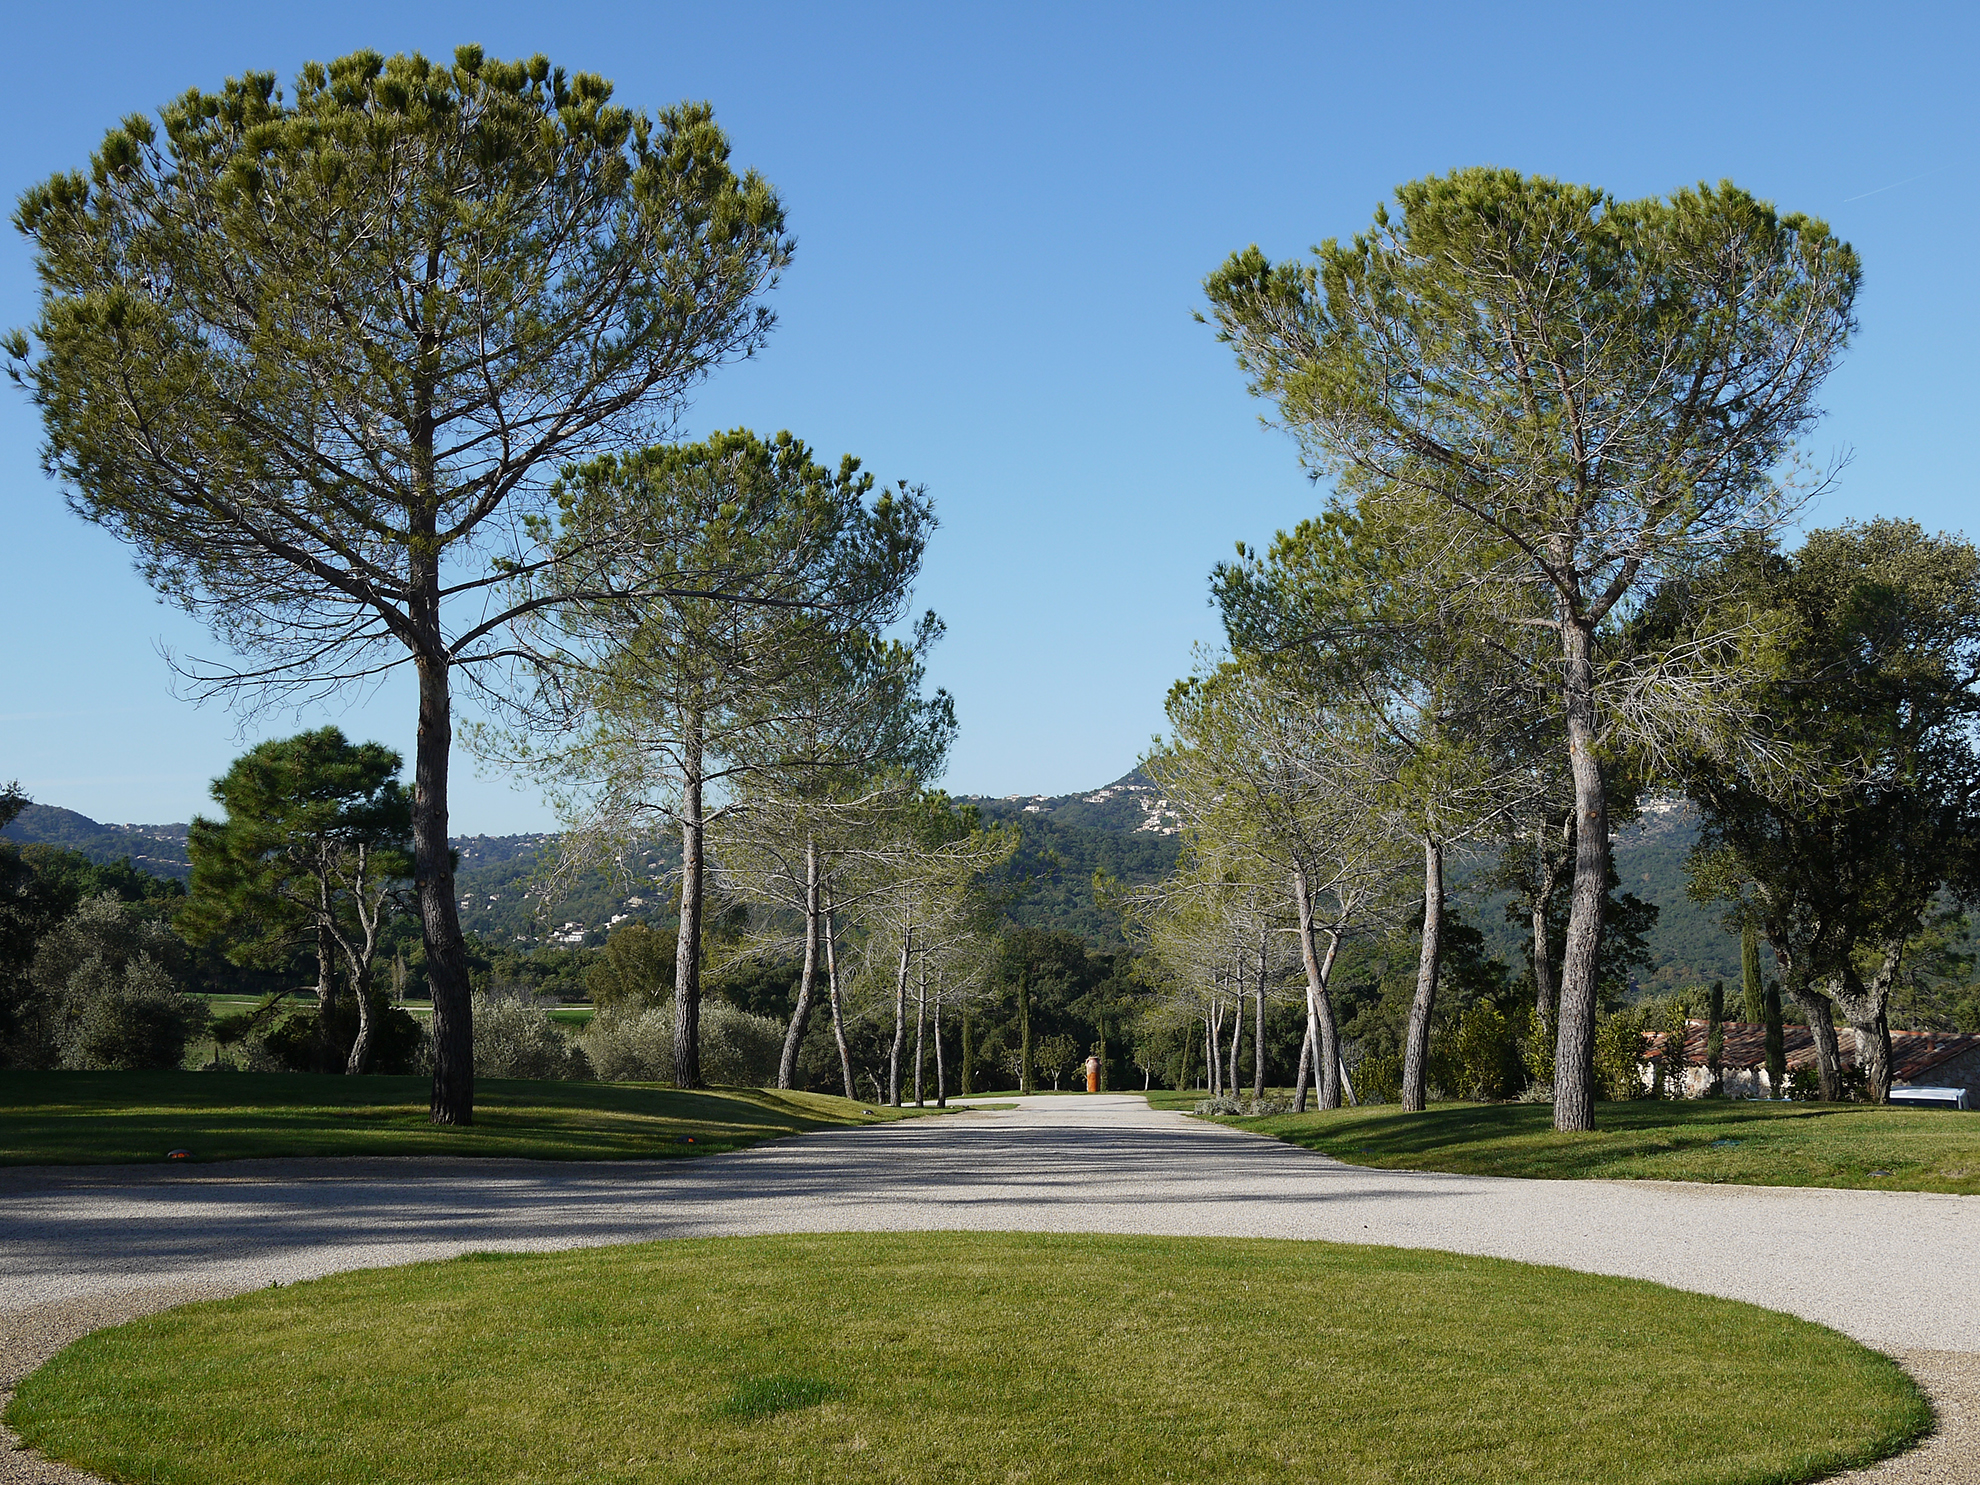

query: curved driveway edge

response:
[3,1093,1977,1481]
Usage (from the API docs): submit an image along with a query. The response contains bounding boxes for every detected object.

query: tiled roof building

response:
[1641,1020,1980,1099]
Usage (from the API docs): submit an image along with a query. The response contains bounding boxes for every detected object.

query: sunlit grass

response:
[1151,1090,1980,1193]
[6,1232,1926,1485]
[0,1071,939,1166]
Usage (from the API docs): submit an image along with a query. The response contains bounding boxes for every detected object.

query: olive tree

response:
[1203,170,1859,1130]
[9,47,788,1122]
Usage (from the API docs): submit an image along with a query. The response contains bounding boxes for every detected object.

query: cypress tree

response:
[1764,982,1787,1097]
[1742,922,1765,1025]
[1706,982,1725,1095]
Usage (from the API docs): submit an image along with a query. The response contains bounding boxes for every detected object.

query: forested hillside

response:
[5,779,1746,989]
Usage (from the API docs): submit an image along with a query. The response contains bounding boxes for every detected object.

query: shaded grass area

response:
[0,1071,935,1166]
[7,1232,1926,1485]
[1148,1090,1980,1193]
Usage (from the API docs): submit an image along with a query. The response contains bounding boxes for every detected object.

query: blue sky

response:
[1,1,1973,832]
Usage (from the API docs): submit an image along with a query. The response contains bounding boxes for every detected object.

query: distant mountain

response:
[1,804,192,880]
[958,771,1184,941]
[7,779,1748,984]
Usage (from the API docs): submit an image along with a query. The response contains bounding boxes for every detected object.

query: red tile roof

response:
[1644,1021,1980,1082]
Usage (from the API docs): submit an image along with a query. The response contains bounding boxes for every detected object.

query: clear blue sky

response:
[1,1,1973,832]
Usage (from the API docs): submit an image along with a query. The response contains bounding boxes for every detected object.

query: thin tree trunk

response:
[1401,835,1444,1113]
[778,835,820,1091]
[1553,618,1611,1133]
[1293,1021,1314,1111]
[673,708,705,1088]
[914,957,927,1107]
[823,889,854,1099]
[960,998,973,1097]
[1219,970,1235,1100]
[314,886,338,1069]
[414,649,473,1125]
[1254,927,1267,1100]
[1206,1005,1221,1098]
[1531,825,1564,1034]
[1018,972,1032,1094]
[888,925,911,1106]
[341,846,381,1076]
[934,993,947,1106]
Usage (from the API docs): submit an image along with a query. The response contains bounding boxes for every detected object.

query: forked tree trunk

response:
[340,846,382,1076]
[823,891,855,1098]
[1828,946,1902,1103]
[1291,867,1343,1112]
[415,650,474,1125]
[673,707,705,1088]
[1553,618,1611,1132]
[1786,981,1842,1100]
[778,836,821,1090]
[1401,835,1444,1113]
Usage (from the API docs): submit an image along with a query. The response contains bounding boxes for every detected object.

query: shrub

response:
[1519,1006,1555,1097]
[254,993,426,1075]
[1355,1051,1403,1105]
[1593,1006,1649,1100]
[472,986,590,1080]
[580,997,784,1086]
[1194,1095,1292,1116]
[1431,1001,1524,1102]
[28,895,206,1070]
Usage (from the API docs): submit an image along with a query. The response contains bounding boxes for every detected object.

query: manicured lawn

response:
[1150,1090,1980,1194]
[0,1071,937,1166]
[5,1232,1926,1485]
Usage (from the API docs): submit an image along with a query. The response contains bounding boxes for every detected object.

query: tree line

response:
[1121,168,1980,1126]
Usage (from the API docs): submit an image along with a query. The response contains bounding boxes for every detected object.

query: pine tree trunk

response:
[777,835,819,1091]
[673,707,705,1088]
[1401,835,1444,1113]
[415,649,473,1125]
[1552,618,1611,1132]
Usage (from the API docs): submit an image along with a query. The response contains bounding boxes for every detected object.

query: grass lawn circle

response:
[7,1232,1926,1485]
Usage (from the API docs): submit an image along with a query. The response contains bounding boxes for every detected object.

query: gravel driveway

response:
[4,1093,1976,1481]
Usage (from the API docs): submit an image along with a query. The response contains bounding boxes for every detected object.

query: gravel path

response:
[4,1093,1976,1481]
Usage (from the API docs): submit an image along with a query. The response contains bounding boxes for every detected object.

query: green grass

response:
[5,1232,1926,1485]
[1150,1090,1980,1193]
[0,1071,939,1166]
